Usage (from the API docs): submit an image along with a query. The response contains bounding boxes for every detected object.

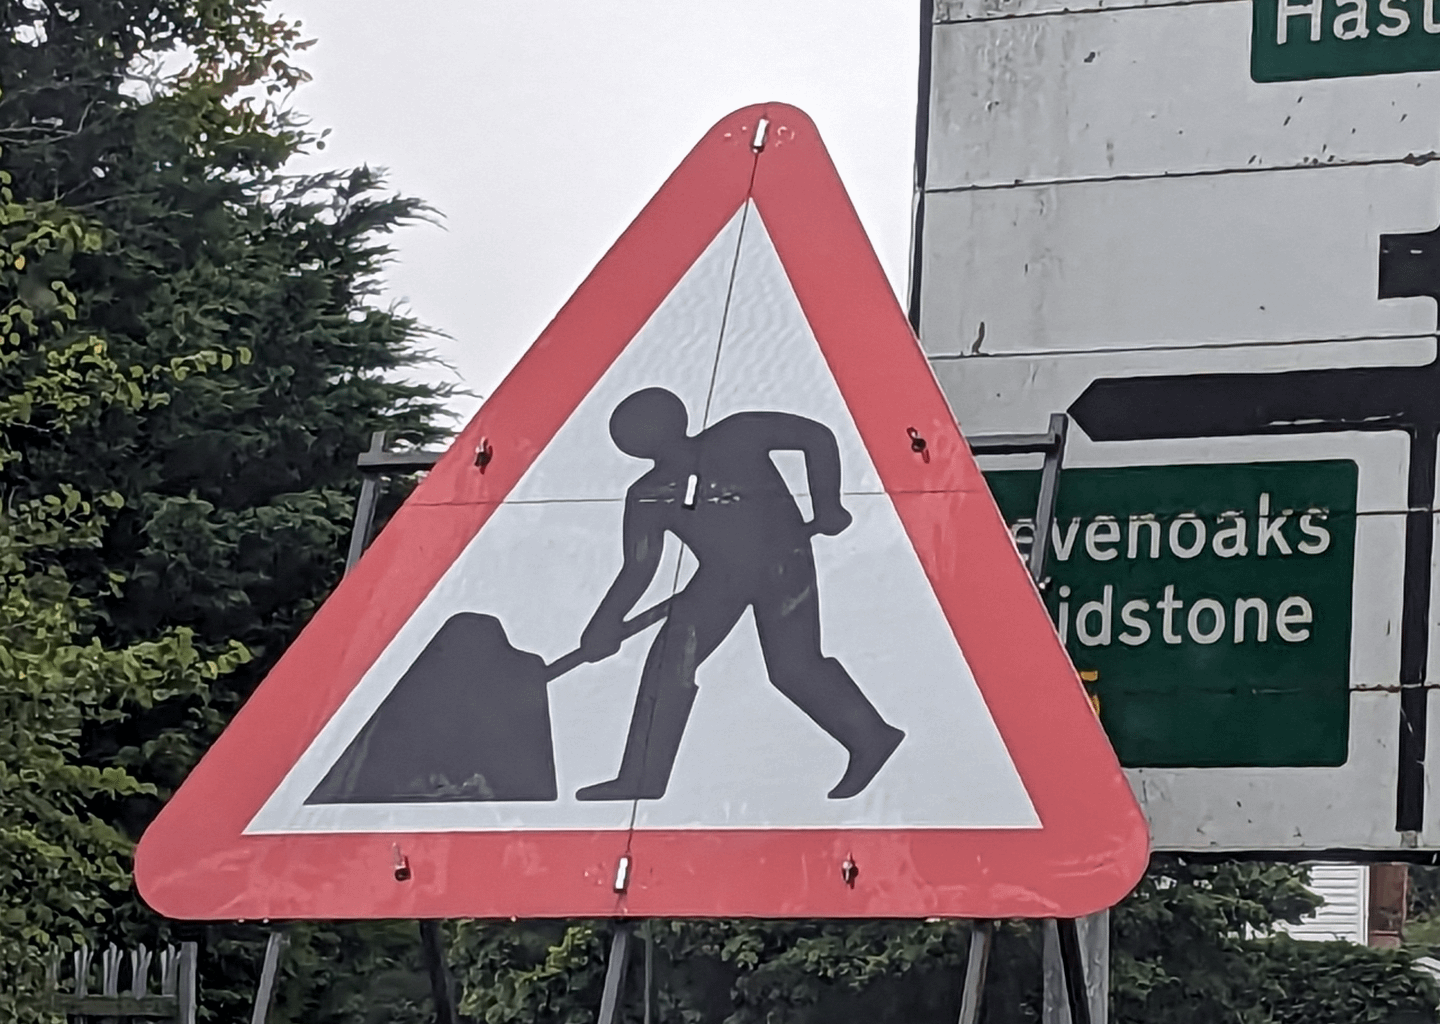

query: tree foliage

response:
[1111,859,1319,1020]
[1,0,448,1017]
[0,0,447,726]
[0,160,247,1021]
[449,861,1439,1024]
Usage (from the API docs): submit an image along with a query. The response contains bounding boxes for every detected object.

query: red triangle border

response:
[136,103,1148,921]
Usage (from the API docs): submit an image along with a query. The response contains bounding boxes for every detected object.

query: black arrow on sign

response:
[1068,225,1440,835]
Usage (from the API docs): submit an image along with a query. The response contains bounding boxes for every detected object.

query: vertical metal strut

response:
[596,923,634,1024]
[347,429,456,1024]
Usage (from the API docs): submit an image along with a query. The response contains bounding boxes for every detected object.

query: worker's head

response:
[610,387,689,459]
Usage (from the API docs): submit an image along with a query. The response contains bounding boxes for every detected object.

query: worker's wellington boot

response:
[780,657,905,799]
[827,722,905,799]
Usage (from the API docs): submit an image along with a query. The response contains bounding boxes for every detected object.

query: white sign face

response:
[919,0,1440,852]
[250,205,1039,836]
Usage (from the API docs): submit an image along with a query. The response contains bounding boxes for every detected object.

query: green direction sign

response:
[984,461,1357,768]
[1252,0,1440,81]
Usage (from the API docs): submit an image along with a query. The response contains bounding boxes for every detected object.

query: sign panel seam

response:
[936,0,1242,26]
[925,154,1440,195]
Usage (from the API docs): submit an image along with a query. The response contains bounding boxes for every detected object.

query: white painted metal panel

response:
[919,168,1440,358]
[920,0,1440,849]
[934,339,1435,434]
[929,7,1440,190]
[1131,689,1407,850]
[951,388,1414,848]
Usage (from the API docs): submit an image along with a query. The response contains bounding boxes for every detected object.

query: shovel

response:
[307,598,672,804]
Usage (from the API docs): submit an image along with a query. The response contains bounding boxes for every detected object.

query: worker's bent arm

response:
[760,412,847,521]
[581,498,664,654]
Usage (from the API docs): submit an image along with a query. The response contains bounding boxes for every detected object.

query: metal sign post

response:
[596,923,634,1024]
[965,415,1106,1024]
[248,931,288,1024]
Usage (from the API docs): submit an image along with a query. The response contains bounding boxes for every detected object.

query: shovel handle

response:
[541,598,672,683]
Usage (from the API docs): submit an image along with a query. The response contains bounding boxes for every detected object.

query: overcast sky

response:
[277,1,920,421]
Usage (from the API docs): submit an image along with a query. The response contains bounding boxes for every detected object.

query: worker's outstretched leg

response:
[574,669,696,801]
[754,559,903,799]
[577,583,742,801]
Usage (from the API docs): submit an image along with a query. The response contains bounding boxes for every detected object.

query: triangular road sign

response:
[136,103,1148,921]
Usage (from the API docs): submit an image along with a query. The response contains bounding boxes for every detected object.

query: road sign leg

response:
[349,437,461,1024]
[956,919,992,1024]
[348,442,461,1024]
[1043,914,1107,1024]
[345,431,387,573]
[177,942,197,1024]
[1085,913,1109,1022]
[249,930,288,1024]
[643,922,654,1024]
[419,921,458,1024]
[1397,425,1436,834]
[596,922,634,1024]
[1028,414,1069,582]
[1056,917,1092,1024]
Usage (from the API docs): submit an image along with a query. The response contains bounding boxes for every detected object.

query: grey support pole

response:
[967,411,1069,586]
[249,930,289,1024]
[1028,414,1069,582]
[643,923,654,1024]
[1043,913,1108,1024]
[596,923,634,1024]
[966,416,1082,1023]
[1031,413,1109,1024]
[974,415,1108,1024]
[956,920,993,1024]
[177,942,197,1024]
[239,433,388,1024]
[419,921,458,1024]
[345,431,388,572]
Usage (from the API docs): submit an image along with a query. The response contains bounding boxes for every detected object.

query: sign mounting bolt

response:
[475,437,493,471]
[392,844,411,882]
[907,427,930,463]
[841,856,859,888]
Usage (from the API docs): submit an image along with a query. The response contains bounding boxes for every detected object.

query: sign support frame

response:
[964,415,1103,1024]
[346,431,455,1024]
[596,923,634,1024]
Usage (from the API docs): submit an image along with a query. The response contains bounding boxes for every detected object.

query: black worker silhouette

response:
[304,387,903,807]
[575,386,905,802]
